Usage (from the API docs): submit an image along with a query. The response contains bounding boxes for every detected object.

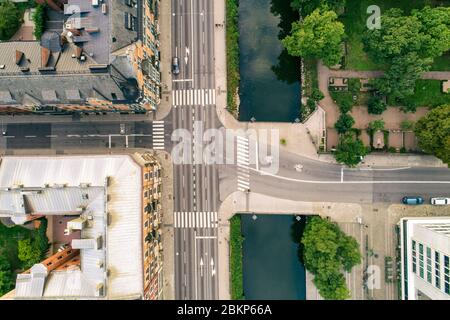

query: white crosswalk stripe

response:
[152,121,165,150]
[236,136,250,192]
[173,212,219,229]
[172,89,216,106]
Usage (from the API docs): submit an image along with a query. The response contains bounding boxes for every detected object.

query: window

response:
[444,256,450,294]
[412,240,417,273]
[419,243,424,279]
[435,252,441,289]
[426,247,432,283]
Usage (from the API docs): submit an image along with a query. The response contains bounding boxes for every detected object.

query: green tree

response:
[368,119,385,132]
[18,238,41,270]
[415,104,450,164]
[334,113,354,134]
[367,96,387,115]
[0,255,14,295]
[314,271,350,300]
[0,1,22,40]
[301,216,361,300]
[364,7,450,102]
[334,132,368,167]
[400,120,414,131]
[282,8,345,66]
[374,52,429,103]
[291,0,346,15]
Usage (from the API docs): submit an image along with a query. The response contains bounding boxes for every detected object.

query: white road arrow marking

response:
[185,47,190,64]
[200,257,204,277]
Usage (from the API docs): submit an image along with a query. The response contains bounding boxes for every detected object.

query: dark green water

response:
[238,0,301,122]
[241,214,306,299]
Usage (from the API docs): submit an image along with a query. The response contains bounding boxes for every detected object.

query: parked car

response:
[430,197,450,205]
[402,196,424,205]
[172,57,180,75]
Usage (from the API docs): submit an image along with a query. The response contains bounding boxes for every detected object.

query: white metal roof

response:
[0,155,143,299]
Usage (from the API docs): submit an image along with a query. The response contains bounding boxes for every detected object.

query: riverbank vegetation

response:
[302,216,361,299]
[0,218,49,295]
[226,0,240,116]
[230,215,245,300]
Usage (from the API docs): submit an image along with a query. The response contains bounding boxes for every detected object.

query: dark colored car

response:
[402,196,424,205]
[172,57,180,75]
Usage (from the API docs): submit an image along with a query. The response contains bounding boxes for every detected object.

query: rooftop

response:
[0,155,146,299]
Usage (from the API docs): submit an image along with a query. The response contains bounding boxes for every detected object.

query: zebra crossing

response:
[172,89,216,107]
[236,136,250,192]
[173,212,218,229]
[152,121,165,150]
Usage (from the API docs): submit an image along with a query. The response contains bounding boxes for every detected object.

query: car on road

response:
[430,197,450,205]
[172,57,180,75]
[402,196,424,205]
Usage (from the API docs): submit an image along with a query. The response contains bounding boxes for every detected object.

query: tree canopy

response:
[334,113,355,134]
[0,255,14,296]
[0,1,22,40]
[334,132,368,167]
[415,104,450,165]
[302,216,361,299]
[364,7,450,102]
[282,8,345,66]
[291,0,346,15]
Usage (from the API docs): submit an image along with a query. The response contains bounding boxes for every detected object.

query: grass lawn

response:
[230,215,244,300]
[342,0,449,71]
[430,52,450,71]
[403,80,450,108]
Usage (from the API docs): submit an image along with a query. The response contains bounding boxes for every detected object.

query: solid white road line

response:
[248,166,450,184]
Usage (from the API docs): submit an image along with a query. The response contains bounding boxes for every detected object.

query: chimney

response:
[15,50,24,65]
[41,47,51,67]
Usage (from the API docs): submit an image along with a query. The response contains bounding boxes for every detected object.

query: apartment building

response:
[399,217,450,300]
[0,153,164,299]
[0,0,161,114]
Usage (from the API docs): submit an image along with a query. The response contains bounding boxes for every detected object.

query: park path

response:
[317,61,450,149]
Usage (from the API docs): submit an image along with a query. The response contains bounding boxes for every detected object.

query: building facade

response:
[399,217,450,300]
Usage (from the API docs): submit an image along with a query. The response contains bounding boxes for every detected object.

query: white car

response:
[430,197,450,205]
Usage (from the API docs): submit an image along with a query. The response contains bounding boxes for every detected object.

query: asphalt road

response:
[171,0,219,300]
[1,0,450,302]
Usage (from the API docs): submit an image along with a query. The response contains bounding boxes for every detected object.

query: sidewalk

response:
[318,153,447,168]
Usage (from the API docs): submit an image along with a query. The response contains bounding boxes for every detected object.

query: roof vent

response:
[0,65,5,69]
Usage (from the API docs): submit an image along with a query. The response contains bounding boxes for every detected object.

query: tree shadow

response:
[270,0,301,84]
[290,215,306,264]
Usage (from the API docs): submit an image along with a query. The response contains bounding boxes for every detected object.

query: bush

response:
[334,113,355,134]
[226,0,240,115]
[400,120,414,131]
[0,1,22,40]
[368,96,387,115]
[230,215,244,300]
[348,78,361,95]
[388,146,397,153]
[368,119,385,131]
[311,88,324,102]
[331,92,354,113]
[32,4,46,40]
[400,147,407,153]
